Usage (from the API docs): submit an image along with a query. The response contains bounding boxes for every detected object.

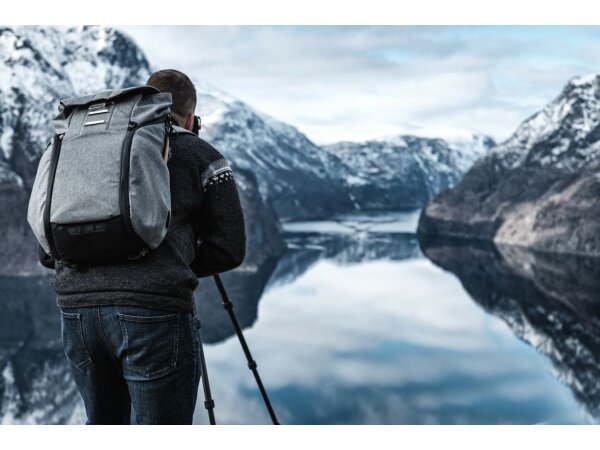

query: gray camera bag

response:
[27,85,173,264]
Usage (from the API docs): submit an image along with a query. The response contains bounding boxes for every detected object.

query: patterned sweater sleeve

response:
[190,152,247,278]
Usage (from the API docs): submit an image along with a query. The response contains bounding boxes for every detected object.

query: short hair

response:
[146,69,197,117]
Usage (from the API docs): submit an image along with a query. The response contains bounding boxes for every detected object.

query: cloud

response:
[119,26,600,144]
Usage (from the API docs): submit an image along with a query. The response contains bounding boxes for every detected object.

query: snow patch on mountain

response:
[490,73,600,171]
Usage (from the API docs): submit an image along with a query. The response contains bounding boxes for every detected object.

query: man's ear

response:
[183,112,195,131]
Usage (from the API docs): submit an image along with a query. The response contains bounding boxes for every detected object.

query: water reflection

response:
[0,214,425,424]
[1,214,597,424]
[0,276,80,424]
[197,213,422,343]
[195,257,281,344]
[267,231,420,289]
[420,237,600,419]
[196,221,594,424]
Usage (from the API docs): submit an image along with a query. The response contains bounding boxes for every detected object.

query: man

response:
[39,69,246,424]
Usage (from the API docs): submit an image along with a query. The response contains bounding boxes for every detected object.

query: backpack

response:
[27,85,174,264]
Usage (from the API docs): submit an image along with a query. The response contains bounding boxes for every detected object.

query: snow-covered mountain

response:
[419,74,600,256]
[195,85,357,220]
[0,26,285,275]
[0,25,491,275]
[201,88,493,216]
[0,26,156,274]
[325,134,494,210]
[0,26,150,188]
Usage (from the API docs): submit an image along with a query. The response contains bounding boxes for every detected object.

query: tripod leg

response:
[196,317,216,425]
[213,274,280,425]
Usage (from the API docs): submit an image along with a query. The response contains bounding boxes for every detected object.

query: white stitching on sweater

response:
[201,158,231,187]
[203,169,234,192]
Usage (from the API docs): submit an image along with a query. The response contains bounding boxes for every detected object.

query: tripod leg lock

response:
[248,360,257,370]
[222,301,234,311]
[204,399,215,410]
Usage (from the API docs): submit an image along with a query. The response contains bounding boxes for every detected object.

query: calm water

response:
[1,212,598,424]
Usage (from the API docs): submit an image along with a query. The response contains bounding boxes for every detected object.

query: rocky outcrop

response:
[418,74,600,256]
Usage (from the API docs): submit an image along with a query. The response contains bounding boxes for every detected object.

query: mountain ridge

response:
[324,133,495,211]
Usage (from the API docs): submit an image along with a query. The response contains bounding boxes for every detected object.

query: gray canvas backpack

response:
[27,85,175,264]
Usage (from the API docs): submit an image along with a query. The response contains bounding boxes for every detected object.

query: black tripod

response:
[195,274,280,425]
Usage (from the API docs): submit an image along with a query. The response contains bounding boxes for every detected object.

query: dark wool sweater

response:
[39,132,246,313]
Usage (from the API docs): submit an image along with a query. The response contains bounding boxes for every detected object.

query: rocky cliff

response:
[418,74,600,256]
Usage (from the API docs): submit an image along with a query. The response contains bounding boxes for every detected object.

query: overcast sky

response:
[120,26,600,145]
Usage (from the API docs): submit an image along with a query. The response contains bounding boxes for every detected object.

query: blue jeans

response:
[60,305,202,424]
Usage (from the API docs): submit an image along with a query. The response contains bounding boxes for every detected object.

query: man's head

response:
[146,69,197,131]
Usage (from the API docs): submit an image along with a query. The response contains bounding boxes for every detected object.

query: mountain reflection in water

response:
[0,212,597,424]
[420,237,600,420]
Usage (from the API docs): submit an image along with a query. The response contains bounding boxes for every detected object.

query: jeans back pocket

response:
[118,312,180,379]
[61,311,93,370]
